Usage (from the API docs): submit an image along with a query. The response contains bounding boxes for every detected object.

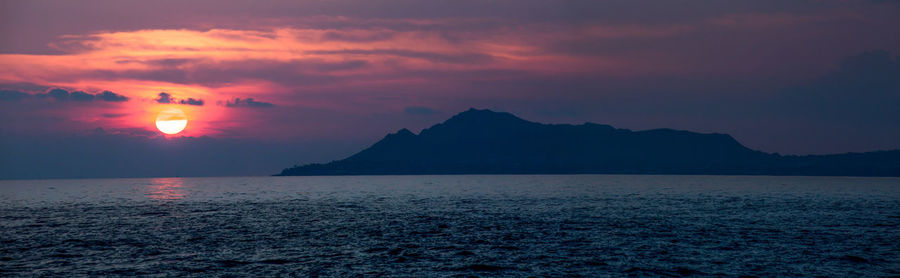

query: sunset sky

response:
[2,0,899,178]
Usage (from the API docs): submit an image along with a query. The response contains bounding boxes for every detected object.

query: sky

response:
[1,0,899,179]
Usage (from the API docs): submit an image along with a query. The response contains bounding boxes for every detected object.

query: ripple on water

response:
[0,175,898,276]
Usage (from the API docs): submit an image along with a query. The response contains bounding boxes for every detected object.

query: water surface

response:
[1,175,898,276]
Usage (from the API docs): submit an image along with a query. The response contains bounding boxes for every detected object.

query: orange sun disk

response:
[155,107,188,135]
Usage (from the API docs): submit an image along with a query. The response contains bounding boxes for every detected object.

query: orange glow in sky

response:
[0,24,669,137]
[2,2,898,156]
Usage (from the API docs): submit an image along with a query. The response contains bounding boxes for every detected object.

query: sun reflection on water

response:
[146,178,186,200]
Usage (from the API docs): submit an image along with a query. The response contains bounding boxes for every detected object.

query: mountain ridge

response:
[277,108,900,176]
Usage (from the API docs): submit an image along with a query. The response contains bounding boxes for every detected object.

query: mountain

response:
[277,108,900,176]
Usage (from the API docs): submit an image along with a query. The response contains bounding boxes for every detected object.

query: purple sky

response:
[1,0,899,178]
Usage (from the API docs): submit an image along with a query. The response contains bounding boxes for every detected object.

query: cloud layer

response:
[155,92,204,106]
[0,88,129,103]
[224,98,274,108]
[0,0,899,157]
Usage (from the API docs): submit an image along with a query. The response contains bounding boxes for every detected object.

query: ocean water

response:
[1,175,898,277]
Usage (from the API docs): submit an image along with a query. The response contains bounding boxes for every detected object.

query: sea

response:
[1,175,898,276]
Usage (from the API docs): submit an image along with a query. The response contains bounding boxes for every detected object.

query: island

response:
[278,108,900,176]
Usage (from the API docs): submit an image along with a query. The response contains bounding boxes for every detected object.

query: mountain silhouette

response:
[278,108,900,176]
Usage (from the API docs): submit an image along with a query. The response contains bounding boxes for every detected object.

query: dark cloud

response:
[101,113,128,118]
[224,98,274,108]
[5,88,131,103]
[70,91,95,101]
[180,98,205,106]
[0,90,31,101]
[305,49,494,64]
[404,106,438,115]
[156,92,204,105]
[146,58,200,67]
[102,127,161,137]
[97,91,129,102]
[45,88,70,101]
[155,92,174,103]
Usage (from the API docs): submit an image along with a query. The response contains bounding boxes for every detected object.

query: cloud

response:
[73,58,372,87]
[45,88,70,101]
[144,58,199,67]
[9,10,896,92]
[155,92,174,103]
[305,49,494,64]
[223,97,274,108]
[157,92,204,105]
[101,113,128,118]
[2,88,129,103]
[314,60,369,71]
[97,91,129,102]
[180,98,204,106]
[0,90,31,101]
[70,91,95,101]
[404,106,438,115]
[1,1,899,156]
[320,30,395,42]
[101,127,161,137]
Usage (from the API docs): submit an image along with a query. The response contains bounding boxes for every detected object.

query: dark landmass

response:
[278,108,900,176]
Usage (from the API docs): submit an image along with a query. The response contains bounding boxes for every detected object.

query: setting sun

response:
[155,107,187,135]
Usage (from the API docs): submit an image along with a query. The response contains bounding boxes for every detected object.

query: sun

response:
[156,107,188,135]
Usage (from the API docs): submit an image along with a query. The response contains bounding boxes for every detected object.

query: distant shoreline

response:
[278,109,900,177]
